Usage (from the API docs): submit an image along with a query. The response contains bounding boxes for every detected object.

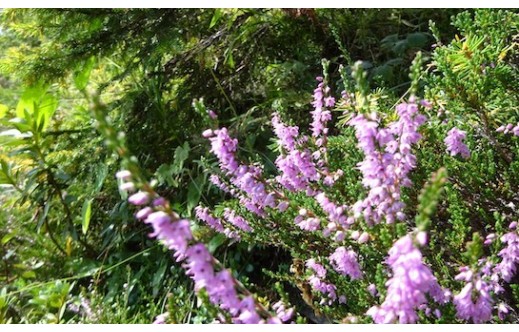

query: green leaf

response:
[207,233,227,253]
[81,199,93,235]
[406,32,429,48]
[16,84,46,119]
[15,84,57,131]
[173,141,190,169]
[94,163,108,193]
[74,56,96,91]
[1,233,16,245]
[209,9,223,29]
[37,94,58,131]
[226,51,235,69]
[0,104,7,119]
[22,270,36,279]
[187,175,204,212]
[37,201,52,231]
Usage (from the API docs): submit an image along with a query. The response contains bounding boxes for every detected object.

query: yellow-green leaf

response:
[81,199,93,235]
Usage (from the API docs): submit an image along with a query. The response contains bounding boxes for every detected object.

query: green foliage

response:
[1,8,518,324]
[415,167,447,231]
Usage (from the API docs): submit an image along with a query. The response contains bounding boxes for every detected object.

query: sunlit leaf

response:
[81,199,93,235]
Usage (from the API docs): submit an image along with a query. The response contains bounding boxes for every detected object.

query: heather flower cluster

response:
[495,222,519,282]
[496,123,519,136]
[453,266,494,323]
[195,206,241,239]
[116,171,276,324]
[367,233,447,324]
[444,127,470,159]
[329,247,362,280]
[315,192,351,236]
[205,128,277,216]
[271,112,320,193]
[311,76,334,140]
[306,259,339,305]
[349,100,427,225]
[92,49,519,325]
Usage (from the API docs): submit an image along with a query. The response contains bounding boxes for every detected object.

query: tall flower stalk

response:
[89,94,285,324]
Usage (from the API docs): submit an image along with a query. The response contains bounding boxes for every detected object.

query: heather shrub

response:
[1,9,519,324]
[92,12,519,324]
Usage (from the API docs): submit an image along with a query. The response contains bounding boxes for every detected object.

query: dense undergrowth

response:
[0,8,519,323]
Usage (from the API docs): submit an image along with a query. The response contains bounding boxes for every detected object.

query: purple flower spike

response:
[453,268,493,324]
[329,247,363,280]
[445,127,470,159]
[367,234,445,324]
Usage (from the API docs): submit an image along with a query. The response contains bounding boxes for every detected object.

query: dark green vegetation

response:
[0,9,518,323]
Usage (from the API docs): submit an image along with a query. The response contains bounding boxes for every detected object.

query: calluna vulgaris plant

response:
[92,47,519,323]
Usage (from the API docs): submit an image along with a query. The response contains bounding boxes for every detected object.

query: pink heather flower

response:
[306,259,327,278]
[209,174,232,194]
[495,226,519,282]
[305,259,337,304]
[498,303,510,320]
[148,217,193,260]
[195,206,225,233]
[208,110,218,119]
[116,170,132,180]
[416,231,427,246]
[277,201,289,212]
[349,101,426,225]
[420,99,433,109]
[275,149,319,192]
[209,128,239,173]
[329,247,363,280]
[135,207,153,220]
[334,231,345,242]
[119,182,135,192]
[497,123,519,135]
[235,296,262,324]
[271,112,300,151]
[128,191,150,205]
[484,233,496,245]
[311,78,333,138]
[314,192,349,229]
[368,284,377,297]
[308,276,337,304]
[223,208,252,232]
[184,244,262,322]
[153,197,166,207]
[444,127,470,159]
[207,128,276,216]
[453,267,493,324]
[209,128,277,216]
[367,234,445,324]
[122,172,270,323]
[272,301,295,322]
[358,232,369,244]
[202,129,214,138]
[153,313,169,324]
[294,215,320,231]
